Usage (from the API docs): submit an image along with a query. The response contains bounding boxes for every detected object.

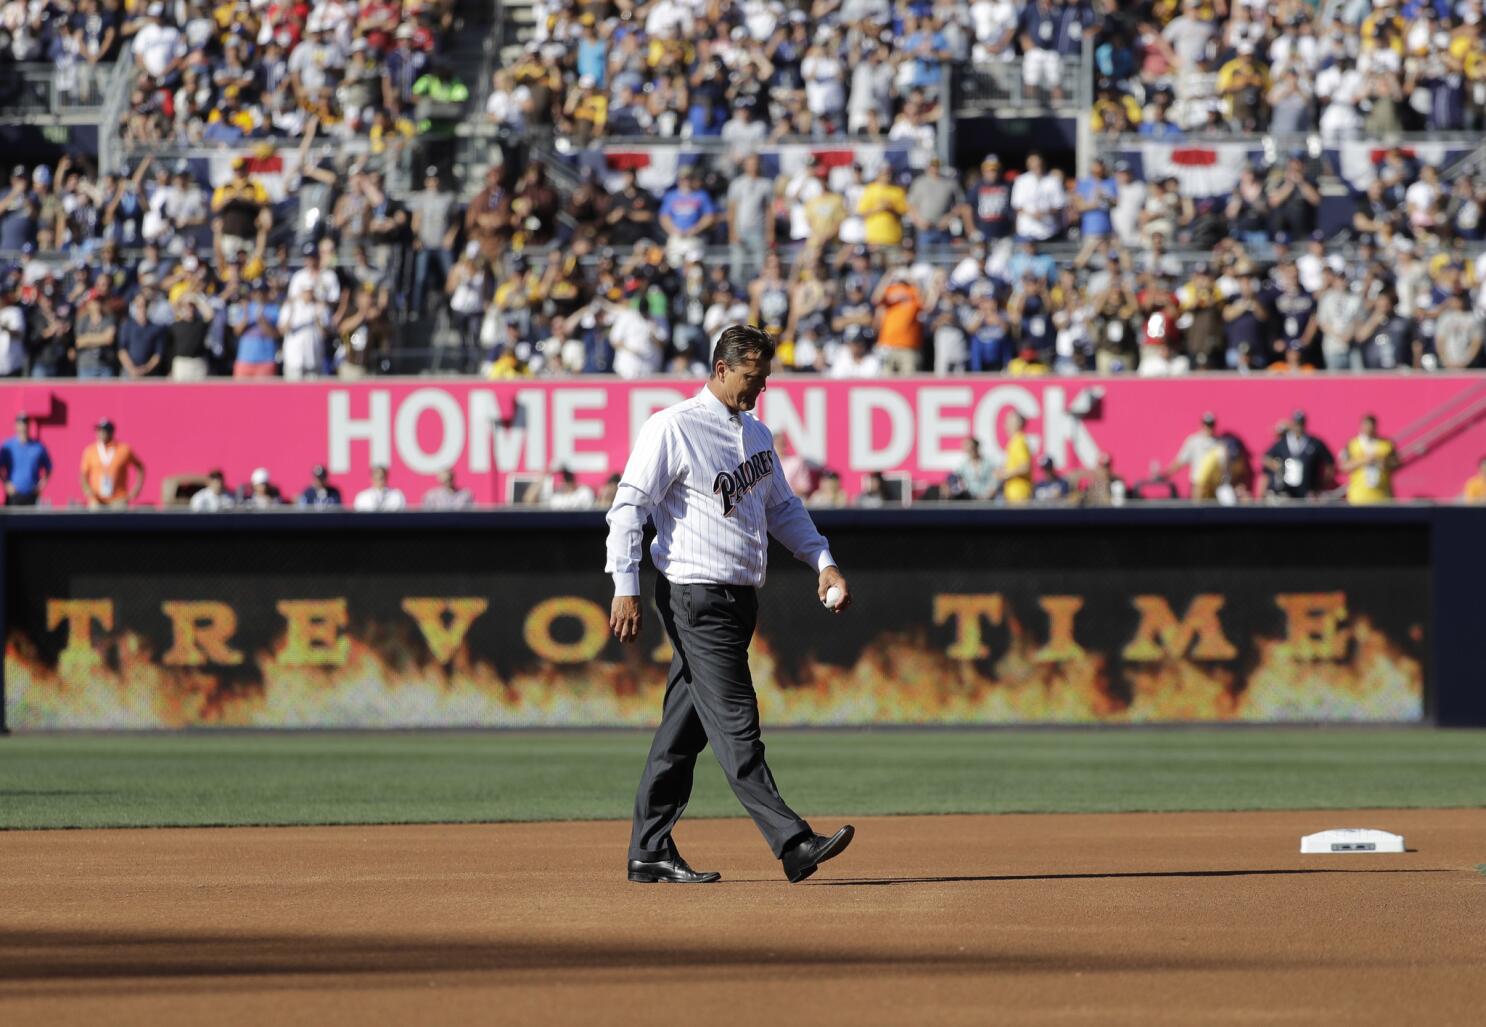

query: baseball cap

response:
[311,464,327,479]
[1201,412,1216,426]
[1292,409,1307,423]
[301,242,318,257]
[251,467,270,486]
[15,412,30,422]
[95,418,114,431]
[9,165,24,179]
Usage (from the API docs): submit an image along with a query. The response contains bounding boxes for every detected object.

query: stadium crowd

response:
[1,0,1485,381]
[4,141,1486,378]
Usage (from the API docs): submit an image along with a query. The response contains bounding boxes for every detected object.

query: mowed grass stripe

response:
[1,729,1484,830]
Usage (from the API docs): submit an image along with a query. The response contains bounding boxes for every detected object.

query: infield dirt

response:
[3,809,1483,1025]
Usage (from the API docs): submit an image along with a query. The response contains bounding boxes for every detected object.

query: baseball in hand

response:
[823,586,844,610]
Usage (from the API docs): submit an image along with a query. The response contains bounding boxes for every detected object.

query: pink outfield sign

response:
[1,376,1481,507]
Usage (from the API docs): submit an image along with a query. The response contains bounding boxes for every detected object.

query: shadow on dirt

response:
[817,868,1459,886]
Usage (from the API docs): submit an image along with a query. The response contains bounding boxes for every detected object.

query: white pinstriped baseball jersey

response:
[605,385,836,596]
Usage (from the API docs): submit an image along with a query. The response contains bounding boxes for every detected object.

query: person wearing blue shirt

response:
[232,283,282,376]
[0,413,52,506]
[658,167,717,266]
[117,293,167,377]
[1074,158,1117,241]
[297,465,344,508]
[576,21,607,86]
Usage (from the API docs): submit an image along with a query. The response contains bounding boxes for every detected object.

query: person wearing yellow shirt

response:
[1339,414,1400,504]
[858,164,908,248]
[1216,44,1270,129]
[1462,457,1486,502]
[999,410,1034,503]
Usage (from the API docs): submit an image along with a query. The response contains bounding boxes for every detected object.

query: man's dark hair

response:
[711,324,775,373]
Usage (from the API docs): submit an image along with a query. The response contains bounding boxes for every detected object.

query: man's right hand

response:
[611,596,643,644]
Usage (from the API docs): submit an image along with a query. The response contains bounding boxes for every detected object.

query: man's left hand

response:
[818,566,852,613]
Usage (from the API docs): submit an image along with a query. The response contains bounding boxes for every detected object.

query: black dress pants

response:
[628,577,810,861]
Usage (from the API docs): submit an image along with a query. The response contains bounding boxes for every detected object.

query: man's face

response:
[96,426,113,445]
[14,418,28,440]
[716,354,769,411]
[439,471,454,489]
[372,467,388,488]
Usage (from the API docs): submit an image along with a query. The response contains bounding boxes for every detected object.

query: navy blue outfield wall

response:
[1,506,1481,731]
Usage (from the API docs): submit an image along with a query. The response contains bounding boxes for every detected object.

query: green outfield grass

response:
[2,729,1485,830]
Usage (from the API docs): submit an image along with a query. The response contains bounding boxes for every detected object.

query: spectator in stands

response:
[807,469,848,508]
[277,279,331,379]
[407,166,457,320]
[829,327,881,377]
[353,464,406,511]
[967,154,1012,242]
[998,410,1034,503]
[874,269,927,375]
[1316,265,1363,371]
[1218,41,1269,130]
[71,288,116,378]
[189,469,235,512]
[776,434,819,499]
[1462,458,1486,503]
[658,167,717,268]
[297,465,343,508]
[1436,292,1483,369]
[1340,414,1400,505]
[163,295,210,380]
[1033,455,1072,504]
[1010,151,1062,242]
[243,467,280,509]
[210,158,269,265]
[527,467,594,510]
[1164,412,1221,494]
[727,154,774,288]
[1262,411,1332,500]
[1353,290,1420,370]
[859,163,909,249]
[907,157,967,251]
[80,418,145,509]
[953,437,996,501]
[1,413,51,506]
[422,469,473,510]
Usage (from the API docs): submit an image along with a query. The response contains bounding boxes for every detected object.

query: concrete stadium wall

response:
[4,506,1481,731]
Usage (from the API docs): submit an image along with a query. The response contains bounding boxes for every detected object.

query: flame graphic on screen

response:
[5,615,1422,729]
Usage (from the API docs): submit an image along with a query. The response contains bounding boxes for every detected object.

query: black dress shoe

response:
[627,852,721,884]
[782,824,855,883]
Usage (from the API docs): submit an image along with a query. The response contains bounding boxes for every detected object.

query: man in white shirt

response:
[608,301,661,378]
[540,468,596,509]
[132,4,184,81]
[0,295,24,376]
[1009,151,1063,241]
[829,329,883,377]
[607,324,855,886]
[286,244,341,306]
[353,465,406,511]
[277,284,329,379]
[189,469,235,511]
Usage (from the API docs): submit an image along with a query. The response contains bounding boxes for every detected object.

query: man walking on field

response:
[606,324,856,884]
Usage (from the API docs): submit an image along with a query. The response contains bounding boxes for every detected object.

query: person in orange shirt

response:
[1462,457,1486,503]
[873,270,927,375]
[79,418,145,509]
